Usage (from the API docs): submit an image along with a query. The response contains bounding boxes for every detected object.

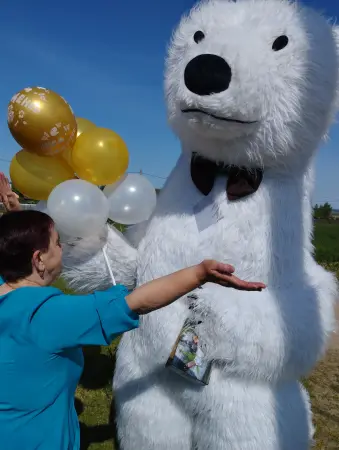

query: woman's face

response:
[40,226,63,284]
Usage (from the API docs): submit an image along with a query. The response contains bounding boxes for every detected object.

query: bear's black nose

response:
[184,54,232,96]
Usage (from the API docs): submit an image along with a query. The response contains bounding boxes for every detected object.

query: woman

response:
[0,182,265,449]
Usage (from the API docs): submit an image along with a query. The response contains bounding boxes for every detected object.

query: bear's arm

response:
[194,266,337,382]
[124,220,149,248]
[61,224,138,293]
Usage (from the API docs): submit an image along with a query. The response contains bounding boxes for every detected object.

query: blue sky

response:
[0,0,338,207]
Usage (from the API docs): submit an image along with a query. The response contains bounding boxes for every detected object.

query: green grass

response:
[76,343,119,450]
[302,349,339,450]
[54,228,339,449]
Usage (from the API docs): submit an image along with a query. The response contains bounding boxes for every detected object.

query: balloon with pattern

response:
[7,87,77,156]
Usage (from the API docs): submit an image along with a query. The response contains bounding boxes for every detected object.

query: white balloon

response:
[35,200,48,214]
[48,179,109,238]
[35,200,69,242]
[103,175,127,197]
[104,174,157,225]
[36,199,69,243]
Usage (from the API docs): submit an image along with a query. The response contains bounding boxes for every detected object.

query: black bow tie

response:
[191,154,263,200]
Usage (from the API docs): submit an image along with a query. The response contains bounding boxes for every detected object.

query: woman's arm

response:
[29,285,138,352]
[126,260,265,314]
[29,261,265,352]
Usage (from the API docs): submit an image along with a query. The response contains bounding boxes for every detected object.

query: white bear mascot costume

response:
[63,0,339,448]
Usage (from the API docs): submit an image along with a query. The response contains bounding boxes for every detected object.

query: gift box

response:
[166,317,212,386]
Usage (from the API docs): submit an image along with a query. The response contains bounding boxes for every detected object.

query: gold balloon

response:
[7,87,77,156]
[60,147,74,169]
[72,128,129,185]
[10,150,75,201]
[59,118,96,168]
[76,117,96,138]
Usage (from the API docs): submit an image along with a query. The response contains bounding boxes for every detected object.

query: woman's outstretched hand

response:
[127,259,266,315]
[0,173,21,212]
[198,260,266,291]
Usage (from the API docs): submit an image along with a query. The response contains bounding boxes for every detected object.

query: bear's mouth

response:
[181,108,258,124]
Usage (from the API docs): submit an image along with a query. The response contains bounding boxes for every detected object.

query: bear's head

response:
[165,0,339,170]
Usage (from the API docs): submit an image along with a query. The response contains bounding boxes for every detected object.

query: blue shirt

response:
[0,283,139,449]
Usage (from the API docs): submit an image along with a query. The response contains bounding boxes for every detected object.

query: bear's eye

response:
[272,35,289,51]
[194,31,205,44]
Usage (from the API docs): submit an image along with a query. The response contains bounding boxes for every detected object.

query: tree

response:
[313,202,333,219]
[322,202,333,219]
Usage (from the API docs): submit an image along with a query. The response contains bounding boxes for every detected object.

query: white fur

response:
[62,226,137,292]
[63,0,339,448]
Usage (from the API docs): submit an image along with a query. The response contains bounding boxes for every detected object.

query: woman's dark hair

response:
[0,210,54,283]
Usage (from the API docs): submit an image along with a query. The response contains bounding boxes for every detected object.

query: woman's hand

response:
[197,260,266,291]
[0,173,21,212]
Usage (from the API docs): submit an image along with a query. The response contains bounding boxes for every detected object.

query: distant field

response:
[313,222,339,263]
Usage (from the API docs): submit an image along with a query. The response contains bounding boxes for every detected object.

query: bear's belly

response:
[136,185,271,285]
[125,181,289,375]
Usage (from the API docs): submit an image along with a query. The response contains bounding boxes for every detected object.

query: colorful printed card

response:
[166,318,212,386]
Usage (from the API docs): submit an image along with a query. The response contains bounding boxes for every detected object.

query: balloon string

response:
[102,247,116,286]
